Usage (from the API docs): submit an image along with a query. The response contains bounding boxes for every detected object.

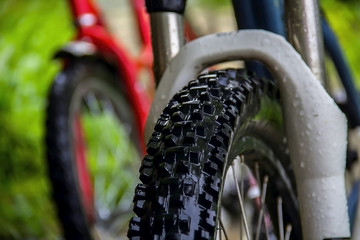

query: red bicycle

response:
[45,0,152,238]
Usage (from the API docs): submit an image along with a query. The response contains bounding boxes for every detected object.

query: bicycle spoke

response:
[231,162,251,240]
[84,92,101,114]
[285,224,292,240]
[218,223,222,240]
[255,175,269,240]
[84,93,136,167]
[83,93,138,218]
[86,96,116,203]
[263,213,270,240]
[278,197,284,240]
[84,94,121,156]
[85,94,126,160]
[219,217,229,240]
[95,147,106,201]
[106,99,135,145]
[239,156,245,240]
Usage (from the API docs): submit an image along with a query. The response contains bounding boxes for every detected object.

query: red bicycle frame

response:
[65,0,152,140]
[58,0,153,223]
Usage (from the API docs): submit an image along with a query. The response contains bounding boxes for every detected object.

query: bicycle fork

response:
[145,1,350,239]
[145,30,350,240]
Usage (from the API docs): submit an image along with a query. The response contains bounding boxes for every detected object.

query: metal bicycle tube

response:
[285,0,326,85]
[149,12,185,85]
[145,0,187,85]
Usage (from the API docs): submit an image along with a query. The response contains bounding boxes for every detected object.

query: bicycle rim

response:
[69,75,141,239]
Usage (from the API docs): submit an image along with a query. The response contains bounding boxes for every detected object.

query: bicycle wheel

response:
[128,69,301,239]
[46,59,141,239]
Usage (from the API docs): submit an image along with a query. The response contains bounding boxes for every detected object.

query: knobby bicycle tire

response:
[46,59,141,239]
[128,69,301,239]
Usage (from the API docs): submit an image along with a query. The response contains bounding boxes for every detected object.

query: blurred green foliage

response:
[0,0,359,239]
[322,0,360,86]
[0,0,73,239]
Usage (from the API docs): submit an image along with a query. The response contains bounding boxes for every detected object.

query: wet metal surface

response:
[285,0,326,85]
